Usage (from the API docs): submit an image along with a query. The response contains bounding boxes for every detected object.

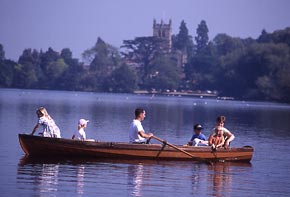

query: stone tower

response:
[153,19,172,53]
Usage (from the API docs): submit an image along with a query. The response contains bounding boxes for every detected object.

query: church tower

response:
[153,19,172,53]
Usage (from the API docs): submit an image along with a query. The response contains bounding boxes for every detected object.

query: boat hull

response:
[18,134,254,162]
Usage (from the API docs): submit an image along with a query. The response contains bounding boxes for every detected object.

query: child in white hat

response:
[72,119,89,140]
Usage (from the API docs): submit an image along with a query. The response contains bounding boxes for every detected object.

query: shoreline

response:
[133,90,236,100]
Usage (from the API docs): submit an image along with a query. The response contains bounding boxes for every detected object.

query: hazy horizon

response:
[1,0,290,61]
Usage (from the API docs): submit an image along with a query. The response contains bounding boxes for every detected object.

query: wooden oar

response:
[151,135,212,164]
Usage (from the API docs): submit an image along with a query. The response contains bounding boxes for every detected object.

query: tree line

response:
[1,20,290,103]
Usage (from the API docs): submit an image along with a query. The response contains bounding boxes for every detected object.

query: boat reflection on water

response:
[76,164,85,195]
[18,156,252,196]
[18,156,87,195]
[18,156,159,197]
[18,157,60,195]
[190,164,205,192]
[190,162,252,196]
[39,164,59,193]
[207,162,252,197]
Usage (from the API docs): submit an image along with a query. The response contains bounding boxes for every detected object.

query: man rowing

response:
[129,108,153,144]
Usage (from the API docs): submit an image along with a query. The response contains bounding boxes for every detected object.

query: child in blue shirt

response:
[188,124,208,146]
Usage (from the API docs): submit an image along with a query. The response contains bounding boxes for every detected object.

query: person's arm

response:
[31,123,40,135]
[138,130,153,139]
[201,134,207,141]
[190,135,194,142]
[224,128,235,148]
[187,135,195,145]
[82,132,86,140]
[72,129,78,140]
[196,134,208,145]
[208,135,214,146]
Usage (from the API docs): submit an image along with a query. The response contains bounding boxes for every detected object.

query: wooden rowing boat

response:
[18,134,254,162]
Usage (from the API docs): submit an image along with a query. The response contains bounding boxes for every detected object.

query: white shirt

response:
[129,119,146,143]
[74,128,86,140]
[38,116,61,138]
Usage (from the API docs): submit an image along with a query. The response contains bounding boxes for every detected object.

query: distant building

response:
[125,18,187,70]
[153,19,187,67]
[153,19,172,53]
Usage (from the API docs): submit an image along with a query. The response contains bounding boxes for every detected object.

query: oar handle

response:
[151,136,166,144]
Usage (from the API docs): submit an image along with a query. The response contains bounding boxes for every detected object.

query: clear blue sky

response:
[1,0,290,61]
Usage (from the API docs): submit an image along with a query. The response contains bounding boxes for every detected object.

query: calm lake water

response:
[1,88,290,196]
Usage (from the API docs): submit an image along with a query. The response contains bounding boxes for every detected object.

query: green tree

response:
[0,44,5,61]
[39,48,69,89]
[173,20,194,53]
[275,63,290,102]
[147,56,182,91]
[82,37,121,91]
[40,47,59,72]
[257,29,272,43]
[183,20,216,91]
[122,36,164,89]
[185,42,219,90]
[13,63,37,88]
[0,60,16,87]
[47,59,68,83]
[195,20,209,53]
[12,49,41,88]
[104,63,137,93]
[254,43,290,101]
[213,34,245,56]
[59,48,85,90]
[0,44,14,87]
[83,37,121,72]
[219,42,290,100]
[270,27,290,48]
